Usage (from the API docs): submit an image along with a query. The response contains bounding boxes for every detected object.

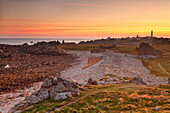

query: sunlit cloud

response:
[63,3,128,8]
[59,3,154,10]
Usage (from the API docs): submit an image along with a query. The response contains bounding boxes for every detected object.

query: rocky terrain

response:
[61,50,168,86]
[0,42,76,94]
[8,76,79,113]
[0,42,76,112]
[136,42,163,59]
[0,44,169,113]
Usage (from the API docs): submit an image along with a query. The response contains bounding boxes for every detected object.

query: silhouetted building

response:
[151,30,153,38]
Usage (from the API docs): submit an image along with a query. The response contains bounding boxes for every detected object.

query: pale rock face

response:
[53,92,72,101]
[37,89,49,100]
[41,77,53,88]
[25,94,41,104]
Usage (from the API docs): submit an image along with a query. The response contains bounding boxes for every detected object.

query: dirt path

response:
[61,50,168,86]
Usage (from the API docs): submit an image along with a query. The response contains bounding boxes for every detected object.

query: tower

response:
[151,30,153,37]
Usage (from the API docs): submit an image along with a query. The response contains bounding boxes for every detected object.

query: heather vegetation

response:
[20,84,170,113]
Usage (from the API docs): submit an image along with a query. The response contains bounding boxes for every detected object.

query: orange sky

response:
[0,0,170,38]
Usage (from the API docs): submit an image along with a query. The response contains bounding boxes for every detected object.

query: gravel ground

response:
[0,82,42,113]
[0,50,168,113]
[61,50,168,86]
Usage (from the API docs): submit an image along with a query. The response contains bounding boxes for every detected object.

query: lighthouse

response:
[151,30,153,38]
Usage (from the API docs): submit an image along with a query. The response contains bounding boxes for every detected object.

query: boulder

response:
[53,92,72,101]
[137,43,162,59]
[41,77,53,88]
[129,77,146,85]
[25,94,41,104]
[37,89,49,100]
[9,76,79,112]
[87,77,98,85]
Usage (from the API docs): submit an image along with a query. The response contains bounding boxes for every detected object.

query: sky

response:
[0,0,170,38]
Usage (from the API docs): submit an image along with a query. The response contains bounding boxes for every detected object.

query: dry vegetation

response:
[17,44,170,113]
[0,54,75,94]
[20,84,170,113]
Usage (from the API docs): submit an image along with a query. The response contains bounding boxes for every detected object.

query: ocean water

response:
[0,38,90,45]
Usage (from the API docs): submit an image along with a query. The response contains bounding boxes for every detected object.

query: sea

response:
[0,38,91,45]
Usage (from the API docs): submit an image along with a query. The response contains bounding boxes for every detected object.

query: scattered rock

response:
[153,107,159,111]
[14,110,22,113]
[88,77,98,85]
[25,94,40,104]
[137,42,162,59]
[4,64,10,69]
[129,77,146,85]
[53,92,71,101]
[23,105,34,111]
[37,89,49,100]
[139,55,158,59]
[9,76,79,112]
[41,77,53,88]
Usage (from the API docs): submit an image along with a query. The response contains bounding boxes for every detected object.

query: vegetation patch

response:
[20,84,170,113]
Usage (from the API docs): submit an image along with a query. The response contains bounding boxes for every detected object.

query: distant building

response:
[151,30,153,38]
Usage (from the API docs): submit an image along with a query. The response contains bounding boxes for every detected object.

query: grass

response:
[59,44,170,78]
[19,44,170,112]
[58,44,100,51]
[20,84,170,113]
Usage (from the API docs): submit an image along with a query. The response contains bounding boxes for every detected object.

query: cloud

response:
[59,3,154,10]
[60,3,128,8]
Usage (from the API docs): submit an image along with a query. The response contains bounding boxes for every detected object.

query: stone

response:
[23,105,34,111]
[129,77,146,85]
[37,89,49,100]
[52,82,66,92]
[41,77,53,88]
[153,107,159,111]
[9,76,79,112]
[53,92,68,101]
[88,77,98,85]
[8,103,25,113]
[25,94,40,104]
[137,42,162,59]
[112,77,120,82]
[14,110,22,113]
[139,55,158,59]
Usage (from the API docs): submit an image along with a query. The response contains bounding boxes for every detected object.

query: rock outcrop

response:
[85,77,98,86]
[8,76,79,113]
[136,43,162,59]
[129,77,146,85]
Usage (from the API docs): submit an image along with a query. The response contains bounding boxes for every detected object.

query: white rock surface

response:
[61,50,168,86]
